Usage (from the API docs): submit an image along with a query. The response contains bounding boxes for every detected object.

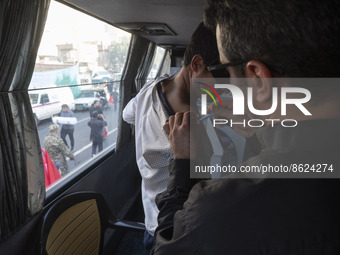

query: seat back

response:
[40,193,105,255]
[40,192,145,255]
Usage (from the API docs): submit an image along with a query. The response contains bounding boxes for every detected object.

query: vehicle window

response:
[28,0,131,193]
[40,94,49,104]
[148,46,166,80]
[30,94,39,104]
[79,92,95,98]
[98,71,109,76]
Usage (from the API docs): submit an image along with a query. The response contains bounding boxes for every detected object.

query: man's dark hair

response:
[61,104,69,109]
[183,22,220,67]
[91,111,98,118]
[204,0,340,77]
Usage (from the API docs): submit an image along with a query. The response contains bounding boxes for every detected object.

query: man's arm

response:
[153,159,200,254]
[59,138,75,161]
[122,97,137,124]
[155,159,193,233]
[152,112,201,254]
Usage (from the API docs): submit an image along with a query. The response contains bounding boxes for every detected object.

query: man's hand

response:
[208,98,256,138]
[163,112,191,159]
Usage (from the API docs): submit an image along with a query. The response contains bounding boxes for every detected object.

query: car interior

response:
[2,0,340,254]
[0,0,210,254]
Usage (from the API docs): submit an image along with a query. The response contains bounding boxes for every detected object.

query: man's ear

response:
[245,60,273,103]
[190,54,205,75]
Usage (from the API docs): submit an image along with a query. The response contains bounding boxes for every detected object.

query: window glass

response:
[41,94,49,104]
[30,93,39,104]
[29,0,131,192]
[147,46,166,80]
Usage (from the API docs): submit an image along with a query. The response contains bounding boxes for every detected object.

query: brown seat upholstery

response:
[39,192,145,255]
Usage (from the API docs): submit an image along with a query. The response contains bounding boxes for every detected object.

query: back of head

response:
[183,22,220,67]
[91,111,98,118]
[204,0,340,77]
[49,124,58,133]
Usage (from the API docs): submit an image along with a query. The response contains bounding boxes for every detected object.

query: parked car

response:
[29,87,75,126]
[74,88,107,110]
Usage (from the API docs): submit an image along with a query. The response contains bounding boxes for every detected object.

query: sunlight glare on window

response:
[147,47,166,80]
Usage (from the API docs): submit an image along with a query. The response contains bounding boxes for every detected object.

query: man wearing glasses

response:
[153,0,340,254]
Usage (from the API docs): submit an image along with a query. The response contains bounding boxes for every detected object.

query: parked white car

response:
[29,87,75,126]
[73,88,107,110]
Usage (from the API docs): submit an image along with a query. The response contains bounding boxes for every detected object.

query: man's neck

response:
[162,67,191,113]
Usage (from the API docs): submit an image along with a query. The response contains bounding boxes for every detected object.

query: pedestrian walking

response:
[88,111,107,156]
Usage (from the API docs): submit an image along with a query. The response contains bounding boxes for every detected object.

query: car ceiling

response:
[57,0,206,47]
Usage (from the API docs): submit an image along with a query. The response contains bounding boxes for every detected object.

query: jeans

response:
[144,230,154,252]
[61,128,74,148]
[92,139,103,154]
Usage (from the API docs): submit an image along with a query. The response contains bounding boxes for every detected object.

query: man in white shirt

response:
[123,22,224,250]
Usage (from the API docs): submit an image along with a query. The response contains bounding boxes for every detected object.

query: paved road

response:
[37,104,120,173]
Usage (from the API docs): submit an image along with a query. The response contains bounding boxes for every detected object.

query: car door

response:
[48,91,62,116]
[39,93,51,119]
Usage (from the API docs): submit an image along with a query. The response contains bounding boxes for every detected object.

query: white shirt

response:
[123,76,173,235]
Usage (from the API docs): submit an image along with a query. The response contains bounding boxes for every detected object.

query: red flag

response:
[109,95,114,104]
[41,148,62,188]
[103,126,108,137]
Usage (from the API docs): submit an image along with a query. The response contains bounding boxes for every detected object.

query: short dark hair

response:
[61,104,69,109]
[183,22,220,67]
[91,111,98,118]
[204,0,340,77]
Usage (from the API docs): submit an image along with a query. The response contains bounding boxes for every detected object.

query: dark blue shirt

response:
[60,110,75,130]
